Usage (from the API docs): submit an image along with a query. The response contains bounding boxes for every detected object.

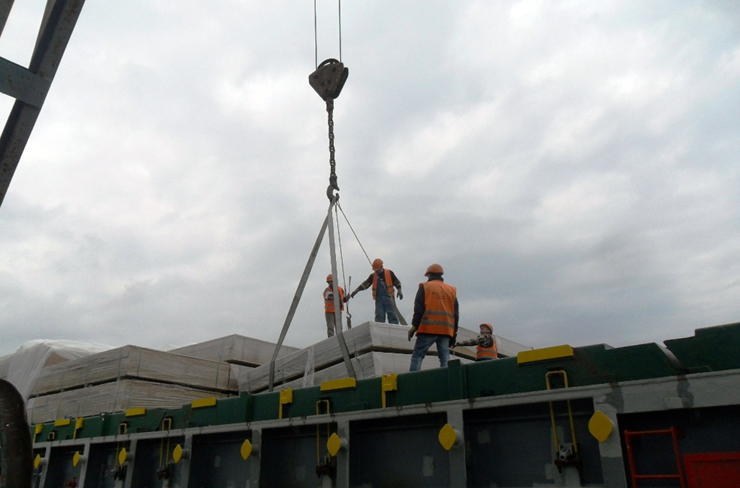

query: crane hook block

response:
[309,58,349,101]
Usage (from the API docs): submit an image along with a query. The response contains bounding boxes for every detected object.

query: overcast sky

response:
[0,0,738,358]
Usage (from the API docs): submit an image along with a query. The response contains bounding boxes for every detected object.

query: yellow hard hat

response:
[372,258,383,270]
[425,263,444,276]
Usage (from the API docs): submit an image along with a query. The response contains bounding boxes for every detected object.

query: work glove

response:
[397,290,403,300]
[343,295,351,303]
[450,332,457,348]
[407,326,418,341]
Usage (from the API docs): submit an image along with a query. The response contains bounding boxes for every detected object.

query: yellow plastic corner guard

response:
[192,397,217,409]
[588,411,614,442]
[327,433,344,456]
[438,424,460,451]
[320,378,357,391]
[73,418,84,439]
[518,345,574,364]
[173,444,183,464]
[279,388,293,419]
[54,418,71,427]
[240,439,252,460]
[118,448,128,466]
[381,374,398,408]
[126,408,146,417]
[33,423,43,443]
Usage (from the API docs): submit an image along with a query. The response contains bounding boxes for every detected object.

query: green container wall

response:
[664,322,740,372]
[395,360,467,406]
[185,394,250,427]
[465,343,678,400]
[33,321,740,442]
[250,390,282,422]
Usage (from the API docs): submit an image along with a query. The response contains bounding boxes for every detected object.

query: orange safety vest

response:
[372,269,395,299]
[476,336,498,360]
[324,286,345,313]
[417,280,457,337]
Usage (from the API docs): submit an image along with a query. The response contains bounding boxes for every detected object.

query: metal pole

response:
[268,209,329,392]
[0,0,87,207]
[0,379,33,488]
[328,197,356,379]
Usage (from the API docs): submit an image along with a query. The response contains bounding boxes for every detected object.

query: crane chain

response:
[308,58,348,201]
[326,98,339,199]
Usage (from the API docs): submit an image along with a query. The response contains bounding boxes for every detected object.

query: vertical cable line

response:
[313,0,318,68]
[337,202,371,266]
[313,0,344,67]
[338,0,343,61]
[335,205,348,293]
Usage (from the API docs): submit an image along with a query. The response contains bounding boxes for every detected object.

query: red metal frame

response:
[684,452,740,488]
[624,427,686,488]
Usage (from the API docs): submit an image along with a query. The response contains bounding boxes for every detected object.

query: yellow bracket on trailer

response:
[320,378,357,391]
[192,398,217,409]
[518,345,574,364]
[73,418,84,439]
[381,374,398,408]
[279,388,293,419]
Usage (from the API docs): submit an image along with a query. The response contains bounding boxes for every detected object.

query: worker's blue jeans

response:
[374,293,398,324]
[409,333,450,371]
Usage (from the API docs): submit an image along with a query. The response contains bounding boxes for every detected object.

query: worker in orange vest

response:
[345,258,403,324]
[324,274,345,337]
[475,323,498,360]
[455,323,499,360]
[407,263,458,371]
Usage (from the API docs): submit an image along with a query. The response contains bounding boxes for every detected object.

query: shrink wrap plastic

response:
[0,340,112,401]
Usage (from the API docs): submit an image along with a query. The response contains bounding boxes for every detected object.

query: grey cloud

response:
[0,0,738,358]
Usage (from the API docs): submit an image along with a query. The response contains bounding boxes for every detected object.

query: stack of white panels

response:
[239,322,531,392]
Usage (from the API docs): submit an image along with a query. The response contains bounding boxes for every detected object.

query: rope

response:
[336,202,371,266]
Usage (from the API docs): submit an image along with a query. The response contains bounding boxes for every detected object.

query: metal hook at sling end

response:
[326,179,340,202]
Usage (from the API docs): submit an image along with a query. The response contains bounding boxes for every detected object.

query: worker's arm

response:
[408,284,426,341]
[454,337,481,347]
[346,274,373,301]
[455,333,492,348]
[411,284,425,327]
[451,298,459,346]
[390,270,403,299]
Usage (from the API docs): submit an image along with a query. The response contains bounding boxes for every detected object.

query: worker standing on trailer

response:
[324,274,345,337]
[407,263,459,371]
[455,323,499,361]
[475,323,498,360]
[344,258,403,324]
